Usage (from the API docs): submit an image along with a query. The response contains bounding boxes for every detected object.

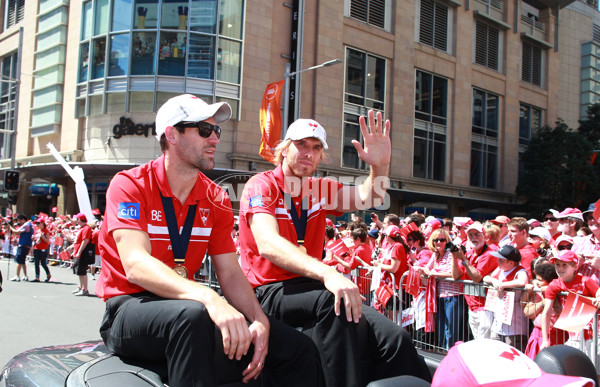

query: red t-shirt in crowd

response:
[457,245,498,311]
[92,228,100,255]
[518,244,539,277]
[545,274,599,304]
[72,224,92,257]
[238,164,343,287]
[95,155,235,300]
[34,227,50,250]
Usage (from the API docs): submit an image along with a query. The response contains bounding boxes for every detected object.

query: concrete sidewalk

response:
[0,257,106,367]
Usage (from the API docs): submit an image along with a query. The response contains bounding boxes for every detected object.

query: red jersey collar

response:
[151,155,207,205]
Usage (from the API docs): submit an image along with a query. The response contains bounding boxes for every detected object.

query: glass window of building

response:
[112,0,133,31]
[471,88,499,189]
[82,1,93,39]
[0,53,17,160]
[131,32,157,75]
[94,0,110,35]
[77,0,243,115]
[413,70,447,181]
[134,0,158,29]
[190,0,217,33]
[91,37,106,79]
[343,47,386,170]
[109,34,130,76]
[518,103,542,177]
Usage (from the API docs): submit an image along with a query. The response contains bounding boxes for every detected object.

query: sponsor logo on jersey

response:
[118,202,140,220]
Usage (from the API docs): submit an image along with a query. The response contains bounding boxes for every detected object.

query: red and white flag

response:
[554,291,597,333]
[259,80,285,163]
[329,238,350,257]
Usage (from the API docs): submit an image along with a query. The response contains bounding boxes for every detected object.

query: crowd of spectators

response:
[3,210,102,294]
[317,203,600,361]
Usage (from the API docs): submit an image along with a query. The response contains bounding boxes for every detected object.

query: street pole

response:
[281,58,342,139]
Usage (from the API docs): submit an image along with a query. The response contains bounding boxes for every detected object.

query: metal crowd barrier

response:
[388,272,600,371]
[194,255,221,291]
[352,267,397,324]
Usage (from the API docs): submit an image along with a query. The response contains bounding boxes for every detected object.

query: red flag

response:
[425,277,437,332]
[329,238,350,257]
[405,267,421,297]
[374,283,393,311]
[400,222,418,240]
[259,80,285,164]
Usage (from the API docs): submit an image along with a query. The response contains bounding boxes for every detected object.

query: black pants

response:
[100,292,324,387]
[255,278,432,387]
[33,249,50,279]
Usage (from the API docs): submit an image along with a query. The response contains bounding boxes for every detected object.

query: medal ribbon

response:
[283,191,308,246]
[160,193,197,266]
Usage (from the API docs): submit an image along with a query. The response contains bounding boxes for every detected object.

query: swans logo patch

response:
[118,202,140,219]
[199,208,210,225]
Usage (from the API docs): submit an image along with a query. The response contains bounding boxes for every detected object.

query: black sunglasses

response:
[544,217,557,222]
[175,121,221,139]
[557,244,573,251]
[433,238,447,243]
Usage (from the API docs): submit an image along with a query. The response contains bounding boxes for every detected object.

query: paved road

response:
[0,257,106,368]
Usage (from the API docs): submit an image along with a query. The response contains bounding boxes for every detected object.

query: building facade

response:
[0,0,589,220]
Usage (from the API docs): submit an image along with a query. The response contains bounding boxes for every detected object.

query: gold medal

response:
[173,265,189,278]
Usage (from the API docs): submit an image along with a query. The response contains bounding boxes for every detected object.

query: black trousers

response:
[255,278,432,387]
[100,292,324,387]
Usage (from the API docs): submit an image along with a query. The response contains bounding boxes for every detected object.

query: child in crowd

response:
[522,258,567,359]
[541,250,600,356]
[483,245,529,352]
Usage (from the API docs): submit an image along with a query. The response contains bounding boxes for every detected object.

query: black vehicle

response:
[0,339,260,387]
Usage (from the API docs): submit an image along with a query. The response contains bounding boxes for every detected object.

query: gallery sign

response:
[113,116,156,139]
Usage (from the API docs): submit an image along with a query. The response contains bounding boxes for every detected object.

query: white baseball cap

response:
[284,119,328,149]
[529,227,551,242]
[154,94,231,140]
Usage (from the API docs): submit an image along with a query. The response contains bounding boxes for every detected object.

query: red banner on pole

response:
[259,80,285,164]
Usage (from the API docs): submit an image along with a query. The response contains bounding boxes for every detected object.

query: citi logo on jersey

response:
[118,202,140,220]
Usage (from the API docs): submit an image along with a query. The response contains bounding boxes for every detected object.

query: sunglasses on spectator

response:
[544,217,557,222]
[557,244,573,251]
[175,121,221,139]
[433,238,447,243]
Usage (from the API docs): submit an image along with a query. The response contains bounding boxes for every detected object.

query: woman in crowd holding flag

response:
[373,225,409,290]
[416,228,466,349]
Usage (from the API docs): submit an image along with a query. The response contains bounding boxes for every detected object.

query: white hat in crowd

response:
[529,227,551,242]
[284,119,329,149]
[154,94,232,140]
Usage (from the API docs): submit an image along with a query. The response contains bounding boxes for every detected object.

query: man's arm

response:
[333,110,391,212]
[248,212,364,323]
[211,252,269,383]
[113,228,253,364]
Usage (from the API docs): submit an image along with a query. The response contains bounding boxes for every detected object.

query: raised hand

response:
[351,110,391,170]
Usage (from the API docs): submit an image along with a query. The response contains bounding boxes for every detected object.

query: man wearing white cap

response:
[238,112,431,386]
[451,222,497,339]
[555,207,584,238]
[573,203,600,283]
[96,94,322,386]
